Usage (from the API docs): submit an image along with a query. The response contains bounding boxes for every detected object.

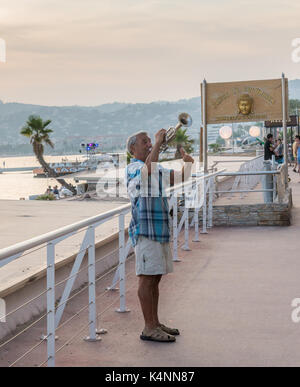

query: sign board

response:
[265,115,298,128]
[202,78,288,124]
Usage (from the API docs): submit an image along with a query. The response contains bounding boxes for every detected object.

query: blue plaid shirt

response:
[126,158,172,247]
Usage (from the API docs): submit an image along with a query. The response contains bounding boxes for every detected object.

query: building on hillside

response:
[207,125,222,144]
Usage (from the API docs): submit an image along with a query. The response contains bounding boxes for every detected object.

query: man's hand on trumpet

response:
[179,146,194,164]
[155,128,167,147]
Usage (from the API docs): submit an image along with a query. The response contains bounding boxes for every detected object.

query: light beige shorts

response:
[134,236,173,276]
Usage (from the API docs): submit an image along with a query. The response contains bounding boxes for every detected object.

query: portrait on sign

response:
[237,94,254,116]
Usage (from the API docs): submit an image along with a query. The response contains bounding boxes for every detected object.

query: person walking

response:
[126,129,194,343]
[297,140,300,174]
[292,135,300,172]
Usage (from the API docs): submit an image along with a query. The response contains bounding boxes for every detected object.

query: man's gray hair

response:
[126,131,148,155]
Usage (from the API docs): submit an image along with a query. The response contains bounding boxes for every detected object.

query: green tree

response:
[209,143,222,153]
[20,115,76,194]
[169,128,194,159]
[289,99,300,115]
[127,151,133,165]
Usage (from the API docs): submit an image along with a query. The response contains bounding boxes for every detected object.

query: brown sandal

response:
[140,327,176,342]
[159,323,180,336]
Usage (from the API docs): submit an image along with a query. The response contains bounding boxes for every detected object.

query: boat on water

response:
[33,160,94,177]
[33,153,118,178]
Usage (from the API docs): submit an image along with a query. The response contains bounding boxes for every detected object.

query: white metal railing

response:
[227,155,264,198]
[0,170,223,367]
[214,156,287,203]
[211,156,265,199]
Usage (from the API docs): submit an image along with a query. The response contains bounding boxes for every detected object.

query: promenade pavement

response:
[1,167,300,367]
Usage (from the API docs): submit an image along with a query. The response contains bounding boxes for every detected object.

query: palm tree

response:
[209,143,222,153]
[126,151,133,165]
[20,115,76,194]
[169,128,194,159]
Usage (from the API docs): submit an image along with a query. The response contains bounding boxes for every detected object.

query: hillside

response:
[0,79,299,155]
[0,98,201,154]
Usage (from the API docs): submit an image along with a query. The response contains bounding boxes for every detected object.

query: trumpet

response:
[160,112,192,153]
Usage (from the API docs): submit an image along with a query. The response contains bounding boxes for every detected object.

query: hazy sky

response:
[0,0,299,106]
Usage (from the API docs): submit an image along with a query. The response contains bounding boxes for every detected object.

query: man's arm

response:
[144,129,166,175]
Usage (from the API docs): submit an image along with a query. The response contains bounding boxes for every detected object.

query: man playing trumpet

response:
[126,128,194,343]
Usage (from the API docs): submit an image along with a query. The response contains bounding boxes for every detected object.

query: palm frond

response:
[169,127,194,155]
[20,115,55,149]
[20,127,33,138]
[42,120,52,129]
[44,138,54,148]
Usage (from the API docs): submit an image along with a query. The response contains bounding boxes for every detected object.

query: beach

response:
[0,155,86,200]
[0,154,256,200]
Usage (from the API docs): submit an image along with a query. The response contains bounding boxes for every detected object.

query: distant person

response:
[264,133,275,161]
[297,141,300,174]
[45,186,53,195]
[53,185,59,198]
[2,161,5,168]
[292,135,300,172]
[274,139,284,164]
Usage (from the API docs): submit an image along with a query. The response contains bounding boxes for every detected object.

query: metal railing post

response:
[182,208,191,251]
[116,213,130,313]
[85,226,101,341]
[208,177,214,228]
[201,179,208,234]
[46,242,56,367]
[172,198,181,262]
[192,179,202,242]
[193,208,200,242]
[273,174,277,202]
[272,155,277,202]
[107,239,132,291]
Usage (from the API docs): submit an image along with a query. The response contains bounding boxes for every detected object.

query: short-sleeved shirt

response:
[275,143,283,157]
[293,141,298,158]
[126,158,173,247]
[264,140,274,161]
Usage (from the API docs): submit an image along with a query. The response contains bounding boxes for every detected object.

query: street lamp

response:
[219,126,232,140]
[219,126,233,152]
[249,126,261,138]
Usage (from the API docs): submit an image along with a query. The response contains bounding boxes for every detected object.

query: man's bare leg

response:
[152,275,162,326]
[138,275,157,333]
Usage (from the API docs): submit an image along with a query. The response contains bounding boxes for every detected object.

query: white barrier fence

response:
[214,156,287,203]
[226,155,264,198]
[0,170,223,367]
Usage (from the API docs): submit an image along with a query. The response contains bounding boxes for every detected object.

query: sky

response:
[0,0,299,106]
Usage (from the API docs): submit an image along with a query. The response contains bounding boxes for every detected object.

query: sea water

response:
[0,155,86,200]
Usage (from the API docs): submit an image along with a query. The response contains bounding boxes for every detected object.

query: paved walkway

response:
[2,167,300,367]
